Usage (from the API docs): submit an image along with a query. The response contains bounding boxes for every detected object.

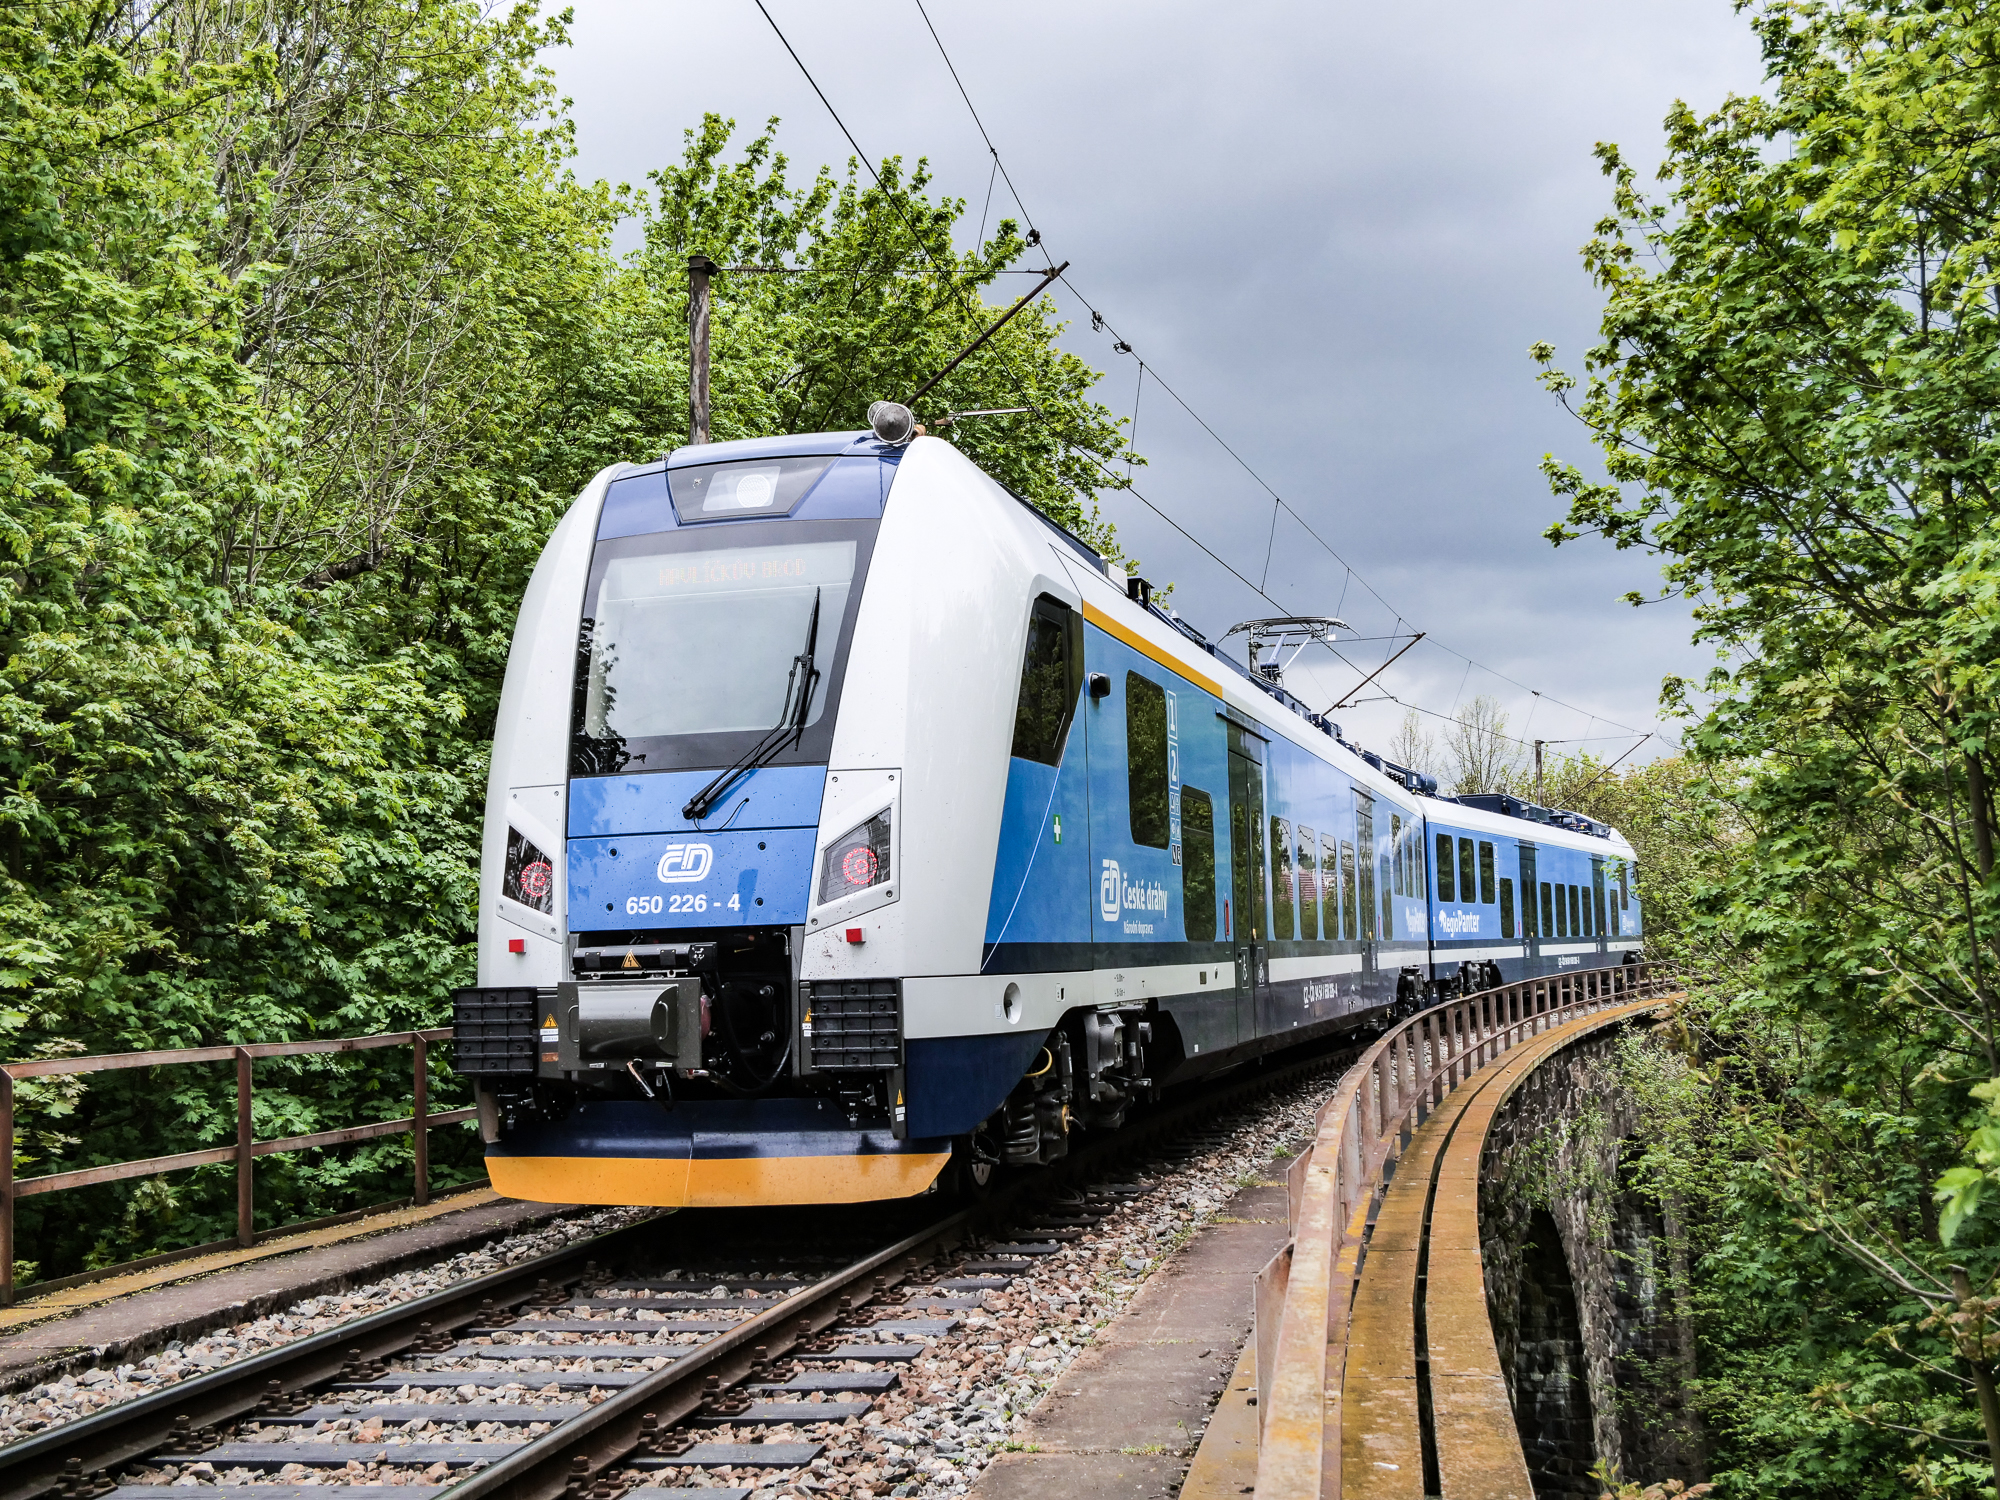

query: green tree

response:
[1537,0,2000,1489]
[0,3,1135,1279]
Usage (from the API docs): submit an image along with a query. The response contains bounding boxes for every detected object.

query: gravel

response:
[0,1207,656,1447]
[636,1070,1337,1498]
[0,1064,1340,1500]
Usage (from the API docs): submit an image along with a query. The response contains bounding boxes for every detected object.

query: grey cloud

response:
[550,0,1764,761]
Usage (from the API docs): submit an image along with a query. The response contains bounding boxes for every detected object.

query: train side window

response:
[1479,842,1496,904]
[1543,881,1557,936]
[1620,864,1630,905]
[1342,839,1360,940]
[1435,834,1455,904]
[1271,816,1297,939]
[1010,596,1080,766]
[1126,672,1170,848]
[1608,892,1620,937]
[1390,815,1404,896]
[1499,877,1516,938]
[1580,884,1593,937]
[1297,827,1319,940]
[1322,834,1342,940]
[1458,836,1476,904]
[1570,885,1582,937]
[1182,789,1216,943]
[1355,796,1376,941]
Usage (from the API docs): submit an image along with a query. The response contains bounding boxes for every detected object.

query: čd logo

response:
[657,843,714,883]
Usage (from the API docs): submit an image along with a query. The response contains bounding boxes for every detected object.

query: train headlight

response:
[868,401,916,446]
[819,809,892,904]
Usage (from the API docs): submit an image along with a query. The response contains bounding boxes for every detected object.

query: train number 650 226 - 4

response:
[625,893,744,916]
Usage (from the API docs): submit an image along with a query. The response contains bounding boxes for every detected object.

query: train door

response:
[1592,857,1608,957]
[1226,722,1268,1044]
[1518,841,1539,971]
[1355,791,1377,982]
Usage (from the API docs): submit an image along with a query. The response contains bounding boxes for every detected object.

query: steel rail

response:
[0,1216,664,1500]
[446,1035,1358,1500]
[0,1028,1357,1500]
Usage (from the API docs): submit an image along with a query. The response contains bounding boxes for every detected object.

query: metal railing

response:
[1251,960,1677,1498]
[0,1028,475,1305]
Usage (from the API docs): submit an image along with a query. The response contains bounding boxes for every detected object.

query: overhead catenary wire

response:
[764,0,1664,756]
[1354,690,1650,759]
[903,0,1664,749]
[748,0,1055,357]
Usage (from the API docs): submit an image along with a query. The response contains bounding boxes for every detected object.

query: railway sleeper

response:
[26,1036,1348,1500]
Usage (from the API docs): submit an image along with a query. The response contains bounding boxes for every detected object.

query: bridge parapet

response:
[1218,963,1680,1499]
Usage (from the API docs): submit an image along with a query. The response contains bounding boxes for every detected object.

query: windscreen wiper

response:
[682,589,822,822]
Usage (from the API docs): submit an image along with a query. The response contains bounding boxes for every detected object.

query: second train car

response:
[451,407,1642,1207]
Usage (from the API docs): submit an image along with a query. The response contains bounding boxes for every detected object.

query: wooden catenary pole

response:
[688,254,716,445]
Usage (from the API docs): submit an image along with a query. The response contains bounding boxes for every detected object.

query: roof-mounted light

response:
[868,401,917,446]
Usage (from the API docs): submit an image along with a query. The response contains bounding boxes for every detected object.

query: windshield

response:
[571,520,876,775]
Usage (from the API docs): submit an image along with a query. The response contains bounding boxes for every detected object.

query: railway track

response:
[0,1036,1358,1500]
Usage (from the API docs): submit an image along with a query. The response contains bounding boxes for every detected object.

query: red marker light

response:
[508,938,526,954]
[845,928,865,945]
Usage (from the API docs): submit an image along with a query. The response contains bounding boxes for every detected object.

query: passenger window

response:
[1271,817,1297,939]
[1435,834,1455,904]
[1479,842,1495,904]
[1391,815,1404,896]
[1500,877,1516,938]
[1458,837,1476,904]
[1580,884,1593,937]
[1126,672,1170,848]
[1297,828,1319,940]
[1543,881,1558,936]
[1342,840,1359,940]
[1355,796,1376,941]
[1608,893,1620,938]
[1009,597,1078,765]
[1182,790,1216,943]
[1322,835,1342,941]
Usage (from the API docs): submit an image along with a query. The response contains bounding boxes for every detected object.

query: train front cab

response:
[456,430,1640,1209]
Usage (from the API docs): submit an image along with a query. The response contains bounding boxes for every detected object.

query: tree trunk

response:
[1952,1267,2000,1498]
[1967,753,1995,881]
[301,547,384,591]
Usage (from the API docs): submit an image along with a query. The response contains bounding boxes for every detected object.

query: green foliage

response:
[1540,0,2000,1490]
[0,1,1129,1279]
[1537,752,1746,968]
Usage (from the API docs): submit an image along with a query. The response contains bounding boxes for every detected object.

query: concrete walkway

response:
[971,1176,1292,1500]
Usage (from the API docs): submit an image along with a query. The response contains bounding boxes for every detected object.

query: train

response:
[449,403,1642,1209]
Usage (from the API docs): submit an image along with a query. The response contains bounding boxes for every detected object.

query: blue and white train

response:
[449,406,1642,1208]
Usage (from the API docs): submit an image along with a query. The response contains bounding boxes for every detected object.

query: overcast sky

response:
[546,0,1767,777]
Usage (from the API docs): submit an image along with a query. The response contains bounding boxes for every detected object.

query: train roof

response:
[636,429,1631,854]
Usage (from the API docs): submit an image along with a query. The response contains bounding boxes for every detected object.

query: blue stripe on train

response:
[904,1032,1052,1139]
